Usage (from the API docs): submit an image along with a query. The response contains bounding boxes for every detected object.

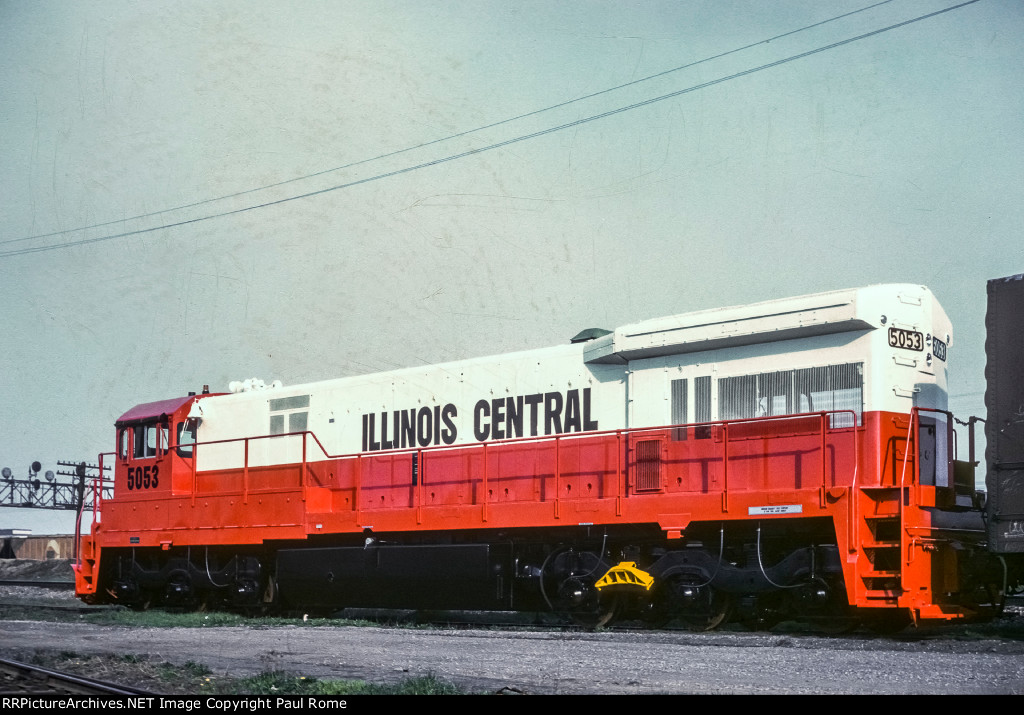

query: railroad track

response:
[0,600,119,616]
[0,657,154,695]
[0,579,74,590]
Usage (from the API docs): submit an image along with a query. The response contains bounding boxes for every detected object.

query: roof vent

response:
[570,328,612,344]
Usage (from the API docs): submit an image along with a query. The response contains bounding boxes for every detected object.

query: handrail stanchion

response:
[848,410,860,555]
[721,423,729,513]
[416,449,423,525]
[897,408,919,592]
[969,416,978,468]
[95,453,104,530]
[616,430,623,515]
[243,439,249,505]
[301,433,307,494]
[356,453,363,525]
[482,442,488,522]
[820,412,828,508]
[945,412,955,490]
[554,435,561,519]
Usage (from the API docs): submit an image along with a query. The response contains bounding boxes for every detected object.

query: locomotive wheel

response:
[653,573,730,631]
[110,578,151,611]
[964,582,1004,621]
[556,575,620,628]
[163,569,197,609]
[541,547,619,628]
[572,598,620,629]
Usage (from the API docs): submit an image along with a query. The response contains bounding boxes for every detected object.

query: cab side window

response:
[133,422,158,459]
[177,421,196,458]
[118,428,130,460]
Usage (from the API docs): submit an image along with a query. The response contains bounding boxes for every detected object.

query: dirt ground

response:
[4,616,1024,694]
[2,558,1023,694]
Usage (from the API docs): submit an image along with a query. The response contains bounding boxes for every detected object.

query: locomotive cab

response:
[118,418,168,492]
[113,396,199,497]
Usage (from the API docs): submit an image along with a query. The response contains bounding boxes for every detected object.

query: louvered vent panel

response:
[634,440,662,492]
[718,362,863,427]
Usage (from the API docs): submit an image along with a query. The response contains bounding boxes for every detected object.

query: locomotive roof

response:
[582,283,939,364]
[211,283,943,400]
[116,395,195,425]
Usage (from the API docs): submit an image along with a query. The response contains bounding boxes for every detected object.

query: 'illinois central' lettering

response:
[361,388,599,452]
[473,388,598,441]
[362,404,457,451]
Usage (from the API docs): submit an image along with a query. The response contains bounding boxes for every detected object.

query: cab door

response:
[169,417,197,494]
[122,419,171,494]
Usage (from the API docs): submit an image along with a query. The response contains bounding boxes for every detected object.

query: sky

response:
[1,0,1021,534]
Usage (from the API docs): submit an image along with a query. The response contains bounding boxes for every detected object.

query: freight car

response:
[74,283,1014,630]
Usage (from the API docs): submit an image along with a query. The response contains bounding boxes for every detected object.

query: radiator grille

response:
[718,362,863,427]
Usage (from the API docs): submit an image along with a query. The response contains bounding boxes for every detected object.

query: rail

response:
[0,657,154,696]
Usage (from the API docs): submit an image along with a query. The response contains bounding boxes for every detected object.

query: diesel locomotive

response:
[74,281,1023,629]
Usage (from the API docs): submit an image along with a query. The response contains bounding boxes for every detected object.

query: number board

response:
[888,326,924,352]
[932,336,947,362]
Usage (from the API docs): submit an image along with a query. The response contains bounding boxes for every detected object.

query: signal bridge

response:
[0,460,111,511]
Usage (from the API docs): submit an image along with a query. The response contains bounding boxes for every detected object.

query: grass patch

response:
[0,601,381,629]
[223,671,468,695]
[75,609,387,629]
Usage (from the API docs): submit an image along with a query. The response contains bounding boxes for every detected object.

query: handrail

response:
[75,451,114,571]
[896,406,957,591]
[915,407,956,490]
[897,408,919,593]
[186,408,859,462]
[94,409,863,527]
[899,407,956,491]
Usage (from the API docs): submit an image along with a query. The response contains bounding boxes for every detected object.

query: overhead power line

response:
[1,0,897,249]
[0,0,980,258]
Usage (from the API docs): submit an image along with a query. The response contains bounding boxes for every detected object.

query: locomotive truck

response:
[74,280,1023,630]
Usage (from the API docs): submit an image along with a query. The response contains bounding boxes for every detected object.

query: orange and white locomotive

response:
[75,283,1002,629]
